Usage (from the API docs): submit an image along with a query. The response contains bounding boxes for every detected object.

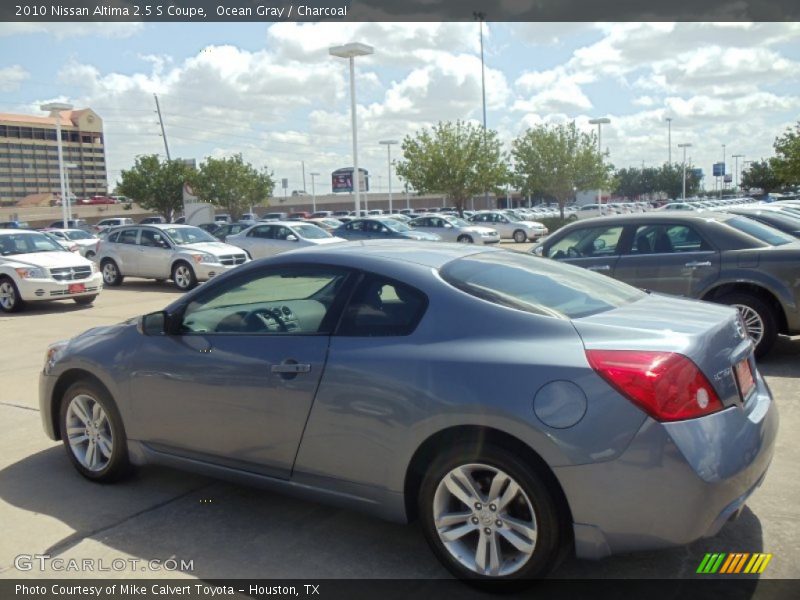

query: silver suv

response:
[95,224,249,290]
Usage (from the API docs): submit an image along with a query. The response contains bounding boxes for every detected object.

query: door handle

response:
[270,363,311,374]
[587,265,611,272]
[685,261,712,268]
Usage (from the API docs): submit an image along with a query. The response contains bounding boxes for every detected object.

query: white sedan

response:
[468,211,548,242]
[0,229,103,312]
[409,215,499,244]
[226,221,346,259]
[42,228,100,259]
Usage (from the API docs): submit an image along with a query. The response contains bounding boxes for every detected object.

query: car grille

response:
[218,254,247,266]
[50,266,92,281]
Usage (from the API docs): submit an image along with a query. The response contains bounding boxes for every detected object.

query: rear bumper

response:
[555,374,778,560]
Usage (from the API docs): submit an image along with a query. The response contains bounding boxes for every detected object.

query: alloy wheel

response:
[0,280,16,311]
[173,264,193,289]
[65,394,113,472]
[102,262,117,284]
[733,303,765,346]
[432,463,537,577]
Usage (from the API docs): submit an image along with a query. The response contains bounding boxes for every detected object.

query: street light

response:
[329,42,374,217]
[732,154,744,191]
[379,140,398,214]
[64,163,77,221]
[41,101,73,227]
[588,118,611,204]
[678,143,692,200]
[665,117,672,164]
[309,172,320,213]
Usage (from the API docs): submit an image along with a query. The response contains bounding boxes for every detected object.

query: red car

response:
[79,196,116,205]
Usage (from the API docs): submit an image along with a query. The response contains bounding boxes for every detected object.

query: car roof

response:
[286,239,496,269]
[575,211,736,224]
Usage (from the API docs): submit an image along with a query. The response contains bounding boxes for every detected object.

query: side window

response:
[118,229,138,245]
[631,225,710,254]
[546,226,624,259]
[338,274,427,337]
[274,226,292,240]
[180,267,351,335]
[139,229,168,248]
[349,221,364,231]
[249,226,272,239]
[497,215,509,223]
[108,231,120,243]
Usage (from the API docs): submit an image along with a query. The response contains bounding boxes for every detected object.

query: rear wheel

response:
[101,259,123,287]
[59,380,131,482]
[718,292,777,358]
[512,230,527,243]
[172,261,197,291]
[0,277,23,313]
[73,295,97,306]
[457,235,474,244]
[419,443,563,584]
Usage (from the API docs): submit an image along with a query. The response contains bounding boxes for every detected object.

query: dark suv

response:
[534,212,800,356]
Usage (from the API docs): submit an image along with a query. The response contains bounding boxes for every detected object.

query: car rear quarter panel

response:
[292,274,648,500]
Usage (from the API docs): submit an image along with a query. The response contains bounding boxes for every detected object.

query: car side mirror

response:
[286,234,298,242]
[593,239,607,251]
[138,311,167,336]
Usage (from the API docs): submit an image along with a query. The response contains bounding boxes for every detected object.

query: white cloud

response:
[0,65,29,92]
[0,22,143,39]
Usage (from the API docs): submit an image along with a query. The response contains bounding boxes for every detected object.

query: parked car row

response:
[533,210,800,357]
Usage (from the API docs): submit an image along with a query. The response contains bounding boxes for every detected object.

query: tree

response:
[512,122,609,218]
[117,155,192,222]
[741,159,781,192]
[772,121,800,185]
[394,121,509,213]
[656,163,702,199]
[191,154,274,221]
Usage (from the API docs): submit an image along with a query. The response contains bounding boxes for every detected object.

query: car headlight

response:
[15,267,47,279]
[44,340,69,374]
[191,253,217,264]
[479,231,494,237]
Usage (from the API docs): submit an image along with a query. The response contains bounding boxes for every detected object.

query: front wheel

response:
[718,292,777,358]
[512,230,528,243]
[59,380,131,482]
[0,277,24,313]
[419,443,563,583]
[457,235,474,244]
[172,261,197,291]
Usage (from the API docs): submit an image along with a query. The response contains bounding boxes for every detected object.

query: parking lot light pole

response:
[589,118,611,204]
[329,43,374,217]
[732,154,744,192]
[665,117,672,164]
[379,140,398,213]
[41,102,73,227]
[309,172,319,213]
[678,143,692,200]
[64,163,77,221]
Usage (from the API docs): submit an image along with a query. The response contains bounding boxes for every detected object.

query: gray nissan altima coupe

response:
[40,241,777,582]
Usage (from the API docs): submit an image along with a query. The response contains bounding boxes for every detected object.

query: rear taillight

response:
[586,350,723,421]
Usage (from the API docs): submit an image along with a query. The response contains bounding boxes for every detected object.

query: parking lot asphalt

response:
[0,245,798,581]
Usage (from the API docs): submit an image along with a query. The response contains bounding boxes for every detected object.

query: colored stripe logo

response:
[697,553,772,574]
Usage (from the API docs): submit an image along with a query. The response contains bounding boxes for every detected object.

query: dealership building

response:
[0,108,107,205]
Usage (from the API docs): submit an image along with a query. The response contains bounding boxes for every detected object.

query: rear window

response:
[440,252,644,319]
[725,216,794,246]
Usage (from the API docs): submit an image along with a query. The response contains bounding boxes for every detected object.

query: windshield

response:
[725,216,794,246]
[384,219,411,232]
[66,230,94,240]
[441,251,644,319]
[162,226,218,245]
[445,216,471,227]
[0,232,64,255]
[292,224,331,239]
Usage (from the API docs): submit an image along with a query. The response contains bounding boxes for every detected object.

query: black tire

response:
[457,235,474,244]
[58,379,132,483]
[717,292,778,358]
[100,259,123,287]
[418,443,563,585]
[0,276,24,313]
[512,230,527,243]
[73,295,97,306]
[172,261,197,291]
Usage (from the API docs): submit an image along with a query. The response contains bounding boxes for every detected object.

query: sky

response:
[1,21,798,194]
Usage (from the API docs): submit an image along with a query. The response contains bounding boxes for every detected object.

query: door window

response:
[630,224,710,254]
[179,267,351,335]
[546,226,624,259]
[139,229,169,248]
[248,225,274,239]
[117,229,138,245]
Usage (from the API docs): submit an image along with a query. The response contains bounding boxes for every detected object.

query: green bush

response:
[538,216,576,233]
